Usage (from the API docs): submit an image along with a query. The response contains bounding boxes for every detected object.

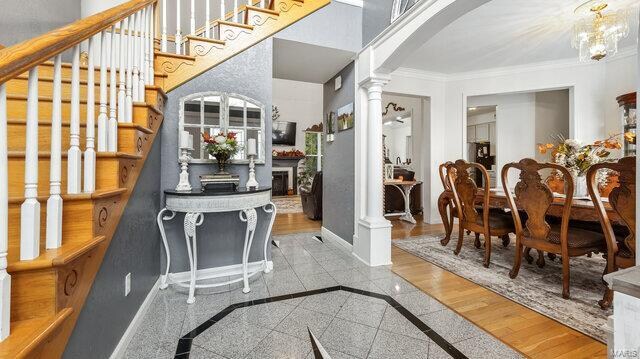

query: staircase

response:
[0,0,328,357]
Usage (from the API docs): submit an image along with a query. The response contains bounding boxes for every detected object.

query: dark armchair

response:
[300,172,322,220]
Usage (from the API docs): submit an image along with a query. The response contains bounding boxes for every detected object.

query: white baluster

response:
[68,45,82,194]
[175,0,182,54]
[46,55,63,249]
[260,0,265,8]
[148,6,155,86]
[97,31,108,152]
[161,0,168,52]
[109,24,119,152]
[139,8,147,101]
[126,15,134,123]
[21,67,40,260]
[221,0,226,21]
[118,18,128,123]
[234,0,238,22]
[132,11,140,103]
[190,0,195,35]
[205,0,211,38]
[84,36,96,193]
[0,82,11,341]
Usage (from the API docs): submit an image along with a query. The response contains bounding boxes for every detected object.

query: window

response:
[179,92,265,164]
[304,131,323,173]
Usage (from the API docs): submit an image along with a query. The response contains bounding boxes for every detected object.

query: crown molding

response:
[391,46,638,83]
[334,0,363,7]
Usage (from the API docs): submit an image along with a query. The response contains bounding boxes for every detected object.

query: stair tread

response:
[185,35,226,46]
[7,236,107,272]
[246,5,280,15]
[215,20,255,30]
[154,51,197,61]
[7,150,142,160]
[35,61,168,78]
[6,93,150,107]
[8,187,126,204]
[0,308,72,359]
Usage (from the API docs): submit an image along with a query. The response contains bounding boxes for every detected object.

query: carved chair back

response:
[447,159,490,228]
[586,157,636,261]
[439,161,454,191]
[501,158,573,243]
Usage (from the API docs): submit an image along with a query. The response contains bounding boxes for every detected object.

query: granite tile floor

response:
[123,232,523,359]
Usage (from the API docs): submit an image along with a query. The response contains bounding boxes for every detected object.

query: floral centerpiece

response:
[538,132,634,196]
[202,131,241,174]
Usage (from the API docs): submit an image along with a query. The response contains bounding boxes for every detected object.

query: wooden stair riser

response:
[5,77,102,100]
[186,37,225,58]
[7,156,124,198]
[7,121,146,156]
[10,271,57,322]
[244,6,280,27]
[216,22,254,43]
[145,87,166,113]
[6,200,97,266]
[133,104,164,133]
[31,63,167,88]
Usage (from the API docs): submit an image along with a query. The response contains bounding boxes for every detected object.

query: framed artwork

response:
[337,102,354,131]
[384,164,394,181]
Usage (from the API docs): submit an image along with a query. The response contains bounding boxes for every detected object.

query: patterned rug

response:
[393,233,611,343]
[272,195,303,214]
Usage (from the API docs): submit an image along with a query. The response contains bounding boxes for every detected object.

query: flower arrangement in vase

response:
[538,132,635,196]
[202,131,241,174]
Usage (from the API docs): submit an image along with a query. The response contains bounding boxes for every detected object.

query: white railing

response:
[0,3,156,340]
[160,0,270,54]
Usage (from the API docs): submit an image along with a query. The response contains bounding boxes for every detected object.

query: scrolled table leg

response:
[156,208,176,290]
[239,208,258,294]
[262,202,277,273]
[183,212,204,304]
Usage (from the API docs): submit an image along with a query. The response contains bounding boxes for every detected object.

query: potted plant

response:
[202,131,241,174]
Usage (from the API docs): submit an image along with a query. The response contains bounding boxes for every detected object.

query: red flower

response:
[227,132,237,139]
[202,132,213,143]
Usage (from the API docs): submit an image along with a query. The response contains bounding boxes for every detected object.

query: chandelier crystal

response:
[572,1,630,62]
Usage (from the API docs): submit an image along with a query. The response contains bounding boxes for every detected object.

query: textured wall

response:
[361,0,392,46]
[160,39,274,272]
[323,61,355,243]
[64,134,163,359]
[0,0,80,47]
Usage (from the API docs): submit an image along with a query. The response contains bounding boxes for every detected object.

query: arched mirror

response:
[179,92,266,164]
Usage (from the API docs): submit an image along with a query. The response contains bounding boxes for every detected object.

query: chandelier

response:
[572,0,630,62]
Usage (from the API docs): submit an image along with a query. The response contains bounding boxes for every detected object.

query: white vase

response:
[573,175,588,198]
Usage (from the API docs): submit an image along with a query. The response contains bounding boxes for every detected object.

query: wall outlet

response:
[125,273,131,296]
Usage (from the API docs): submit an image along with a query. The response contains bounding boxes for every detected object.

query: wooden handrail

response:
[0,0,156,84]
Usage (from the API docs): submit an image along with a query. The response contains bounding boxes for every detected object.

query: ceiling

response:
[273,38,355,83]
[400,0,639,74]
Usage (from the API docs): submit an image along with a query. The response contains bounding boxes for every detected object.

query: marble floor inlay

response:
[123,232,523,359]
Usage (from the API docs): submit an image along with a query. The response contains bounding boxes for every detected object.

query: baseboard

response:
[166,260,273,283]
[321,226,353,250]
[110,277,161,359]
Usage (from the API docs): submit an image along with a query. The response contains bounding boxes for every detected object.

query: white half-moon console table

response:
[157,187,276,304]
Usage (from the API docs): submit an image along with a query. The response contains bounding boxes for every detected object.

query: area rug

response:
[393,233,611,343]
[272,195,303,213]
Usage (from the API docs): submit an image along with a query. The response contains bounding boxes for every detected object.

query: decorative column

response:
[355,77,392,267]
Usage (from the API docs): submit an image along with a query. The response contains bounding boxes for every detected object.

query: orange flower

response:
[537,143,554,154]
[624,131,636,143]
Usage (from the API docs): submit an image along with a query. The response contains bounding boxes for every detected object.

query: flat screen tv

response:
[272,121,296,146]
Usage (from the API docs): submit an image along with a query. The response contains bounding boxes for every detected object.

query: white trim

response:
[393,67,447,82]
[321,226,352,250]
[166,260,273,284]
[334,0,363,7]
[109,278,161,359]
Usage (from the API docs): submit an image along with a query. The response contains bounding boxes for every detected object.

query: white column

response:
[0,83,11,340]
[190,0,195,34]
[138,8,146,100]
[118,18,128,123]
[67,45,82,194]
[21,67,41,260]
[109,24,119,151]
[97,31,108,152]
[46,55,63,249]
[205,0,211,38]
[132,11,141,103]
[161,0,168,52]
[126,15,134,123]
[84,36,96,193]
[354,77,392,267]
[175,0,182,54]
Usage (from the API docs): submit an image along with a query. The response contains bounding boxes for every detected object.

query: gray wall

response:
[160,39,274,272]
[323,61,355,243]
[0,0,80,47]
[276,2,363,52]
[362,0,393,46]
[64,134,162,359]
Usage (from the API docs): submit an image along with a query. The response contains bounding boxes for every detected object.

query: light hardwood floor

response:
[272,212,607,358]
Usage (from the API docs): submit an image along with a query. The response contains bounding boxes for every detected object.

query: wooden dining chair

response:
[502,158,606,299]
[447,159,514,267]
[587,157,635,309]
[438,161,457,246]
